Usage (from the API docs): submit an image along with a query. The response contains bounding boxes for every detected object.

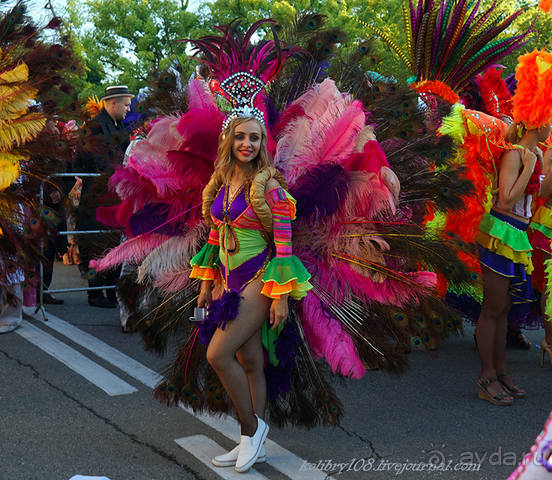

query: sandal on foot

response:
[497,373,526,399]
[477,377,513,406]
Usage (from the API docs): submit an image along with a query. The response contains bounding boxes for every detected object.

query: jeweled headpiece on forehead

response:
[186,18,300,130]
[220,71,265,129]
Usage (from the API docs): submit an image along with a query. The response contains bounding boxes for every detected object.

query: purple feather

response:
[198,290,241,345]
[505,73,517,95]
[265,320,301,401]
[439,0,468,66]
[129,202,183,236]
[409,0,416,37]
[264,96,280,131]
[414,0,424,39]
[291,163,351,221]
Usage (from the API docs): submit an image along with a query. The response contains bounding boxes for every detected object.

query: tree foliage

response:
[65,0,204,98]
[51,0,552,100]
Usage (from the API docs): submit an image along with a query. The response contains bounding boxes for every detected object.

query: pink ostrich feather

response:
[296,79,346,120]
[187,78,218,112]
[176,107,223,160]
[142,116,184,152]
[111,167,159,210]
[276,80,364,186]
[333,263,436,307]
[274,116,313,185]
[138,225,207,283]
[340,171,396,220]
[152,270,194,293]
[300,292,366,379]
[95,234,171,271]
[129,159,182,199]
[313,101,365,165]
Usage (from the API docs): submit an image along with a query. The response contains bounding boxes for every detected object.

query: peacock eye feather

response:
[411,336,422,346]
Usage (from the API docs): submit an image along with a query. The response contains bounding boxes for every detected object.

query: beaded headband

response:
[220,71,266,130]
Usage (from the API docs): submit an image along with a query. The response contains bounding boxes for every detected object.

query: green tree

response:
[66,0,204,98]
[63,0,552,100]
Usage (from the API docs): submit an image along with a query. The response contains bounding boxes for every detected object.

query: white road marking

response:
[26,311,162,388]
[175,435,270,479]
[16,321,137,396]
[30,310,332,479]
[180,406,333,480]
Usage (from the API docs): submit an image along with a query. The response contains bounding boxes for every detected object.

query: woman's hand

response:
[197,281,213,308]
[521,148,537,172]
[270,295,289,329]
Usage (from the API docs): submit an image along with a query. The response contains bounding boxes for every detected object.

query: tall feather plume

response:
[363,0,534,101]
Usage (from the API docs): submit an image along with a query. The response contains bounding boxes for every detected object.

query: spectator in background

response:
[75,86,133,308]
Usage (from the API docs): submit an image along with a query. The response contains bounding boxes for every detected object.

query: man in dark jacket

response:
[75,86,133,308]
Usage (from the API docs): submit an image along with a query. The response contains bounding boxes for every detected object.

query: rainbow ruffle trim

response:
[261,256,312,300]
[190,243,220,281]
[475,212,533,274]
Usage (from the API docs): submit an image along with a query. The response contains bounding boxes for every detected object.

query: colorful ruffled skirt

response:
[529,205,552,255]
[476,209,539,328]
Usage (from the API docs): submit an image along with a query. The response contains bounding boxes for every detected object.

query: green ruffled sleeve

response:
[190,242,220,281]
[261,255,313,300]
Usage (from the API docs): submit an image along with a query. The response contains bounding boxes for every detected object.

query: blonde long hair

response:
[213,117,272,183]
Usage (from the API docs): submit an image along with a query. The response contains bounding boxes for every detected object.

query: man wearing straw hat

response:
[75,86,133,308]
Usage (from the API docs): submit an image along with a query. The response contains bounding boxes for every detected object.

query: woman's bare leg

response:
[475,265,512,398]
[236,328,266,420]
[206,277,271,436]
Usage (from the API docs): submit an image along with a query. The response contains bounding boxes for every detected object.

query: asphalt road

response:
[0,263,550,480]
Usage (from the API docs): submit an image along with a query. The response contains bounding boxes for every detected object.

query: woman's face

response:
[231,119,262,164]
[538,122,552,142]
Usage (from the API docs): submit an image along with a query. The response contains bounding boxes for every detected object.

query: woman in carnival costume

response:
[529,137,552,366]
[94,18,476,472]
[441,50,552,404]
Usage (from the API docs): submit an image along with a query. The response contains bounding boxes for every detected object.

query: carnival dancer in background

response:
[529,141,552,366]
[471,51,552,404]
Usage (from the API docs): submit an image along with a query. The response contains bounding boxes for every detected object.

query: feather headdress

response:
[186,19,300,129]
[512,49,552,129]
[359,0,534,103]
